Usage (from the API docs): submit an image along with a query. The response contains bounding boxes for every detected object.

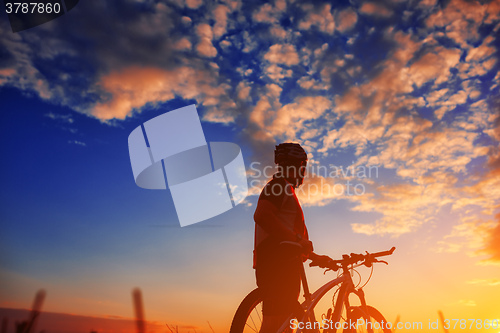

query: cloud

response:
[297,76,326,90]
[357,137,499,247]
[467,278,500,286]
[403,129,488,178]
[296,174,348,207]
[336,8,358,32]
[359,2,393,17]
[248,93,332,144]
[450,166,500,214]
[0,0,499,269]
[298,4,335,34]
[479,213,500,265]
[418,0,438,8]
[0,26,54,100]
[0,1,201,116]
[196,24,217,57]
[236,81,251,101]
[219,39,231,50]
[426,0,500,48]
[437,215,496,255]
[269,25,288,39]
[270,96,331,139]
[186,0,203,9]
[174,38,192,51]
[263,44,300,66]
[458,35,498,80]
[408,47,461,87]
[457,299,476,307]
[68,140,87,146]
[212,4,230,39]
[253,3,276,24]
[91,66,227,120]
[269,22,500,258]
[263,64,293,82]
[465,37,496,63]
[253,0,286,24]
[350,182,446,236]
[45,113,74,124]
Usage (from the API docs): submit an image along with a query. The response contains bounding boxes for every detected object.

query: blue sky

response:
[1,0,500,332]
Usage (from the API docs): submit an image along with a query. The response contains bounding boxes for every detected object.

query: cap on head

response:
[274,143,308,165]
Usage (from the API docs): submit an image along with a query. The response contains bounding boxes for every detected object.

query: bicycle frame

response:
[277,261,372,333]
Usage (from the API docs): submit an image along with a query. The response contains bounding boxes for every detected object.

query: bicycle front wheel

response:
[347,306,391,333]
[230,288,264,333]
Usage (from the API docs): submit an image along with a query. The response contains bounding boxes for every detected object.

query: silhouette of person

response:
[253,143,331,333]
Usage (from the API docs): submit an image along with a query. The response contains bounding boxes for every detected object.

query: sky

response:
[0,0,500,332]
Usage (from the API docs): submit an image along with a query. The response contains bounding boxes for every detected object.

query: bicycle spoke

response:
[245,304,262,333]
[244,321,259,333]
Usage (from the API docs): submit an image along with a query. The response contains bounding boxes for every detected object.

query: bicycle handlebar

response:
[310,246,396,271]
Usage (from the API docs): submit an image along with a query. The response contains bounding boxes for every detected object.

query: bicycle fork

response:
[324,282,375,333]
[344,287,377,333]
[350,288,377,333]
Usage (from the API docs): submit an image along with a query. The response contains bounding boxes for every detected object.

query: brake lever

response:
[363,257,389,267]
[322,264,340,274]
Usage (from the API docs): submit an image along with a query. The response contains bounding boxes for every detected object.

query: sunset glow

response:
[1,0,499,332]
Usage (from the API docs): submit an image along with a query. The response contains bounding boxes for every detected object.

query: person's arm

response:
[254,199,313,254]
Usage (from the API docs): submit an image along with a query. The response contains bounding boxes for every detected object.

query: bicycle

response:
[230,245,396,333]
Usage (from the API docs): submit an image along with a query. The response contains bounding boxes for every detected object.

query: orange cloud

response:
[426,0,500,47]
[365,146,500,255]
[297,76,326,90]
[173,38,192,51]
[306,23,497,250]
[465,37,495,63]
[359,2,393,17]
[298,4,335,34]
[350,182,445,236]
[185,0,202,9]
[336,8,358,32]
[212,4,230,39]
[481,219,500,262]
[408,47,461,87]
[91,66,229,121]
[247,91,333,148]
[0,68,16,85]
[253,4,275,23]
[263,44,300,66]
[270,96,331,140]
[458,36,498,80]
[253,0,286,24]
[196,23,217,57]
[269,25,288,39]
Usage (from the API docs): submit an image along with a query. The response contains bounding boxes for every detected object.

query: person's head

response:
[274,143,308,188]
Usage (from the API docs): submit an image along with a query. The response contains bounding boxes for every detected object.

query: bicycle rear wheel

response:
[230,289,264,333]
[347,306,391,333]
